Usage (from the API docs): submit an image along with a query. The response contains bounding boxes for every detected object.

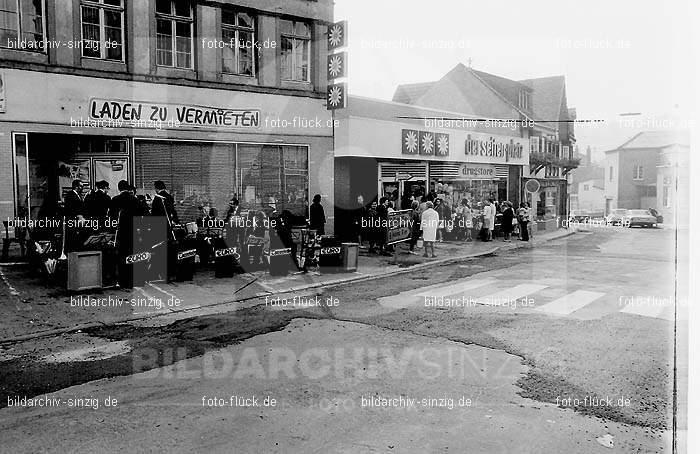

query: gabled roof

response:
[391,63,525,120]
[391,64,572,131]
[618,130,690,149]
[519,75,567,123]
[472,69,531,109]
[392,81,436,104]
[605,130,691,153]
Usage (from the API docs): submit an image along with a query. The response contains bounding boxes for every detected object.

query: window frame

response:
[155,0,194,69]
[221,9,256,77]
[79,0,125,61]
[632,164,644,180]
[0,0,47,53]
[280,19,311,83]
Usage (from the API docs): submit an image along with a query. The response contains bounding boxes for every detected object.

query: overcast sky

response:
[334,0,695,157]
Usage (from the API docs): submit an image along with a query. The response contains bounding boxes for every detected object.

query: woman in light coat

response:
[420,201,439,258]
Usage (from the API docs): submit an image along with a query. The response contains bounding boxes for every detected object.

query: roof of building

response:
[605,130,691,153]
[519,75,567,123]
[571,165,604,184]
[392,64,572,130]
[341,95,519,137]
[392,81,436,105]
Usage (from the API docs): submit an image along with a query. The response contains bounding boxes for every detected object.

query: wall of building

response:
[604,151,619,209]
[0,69,334,231]
[615,149,658,209]
[576,180,605,212]
[1,0,331,97]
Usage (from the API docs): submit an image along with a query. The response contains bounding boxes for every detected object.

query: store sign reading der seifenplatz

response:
[89,99,260,129]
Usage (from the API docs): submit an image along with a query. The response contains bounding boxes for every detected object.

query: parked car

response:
[648,208,664,224]
[622,209,659,228]
[606,209,628,226]
[568,209,591,223]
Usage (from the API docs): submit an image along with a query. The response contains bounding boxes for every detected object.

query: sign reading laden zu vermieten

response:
[88,99,260,129]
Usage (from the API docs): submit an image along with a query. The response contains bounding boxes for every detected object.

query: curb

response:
[0,229,576,345]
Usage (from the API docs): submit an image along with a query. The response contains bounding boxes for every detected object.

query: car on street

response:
[622,209,659,228]
[568,209,591,223]
[606,209,628,226]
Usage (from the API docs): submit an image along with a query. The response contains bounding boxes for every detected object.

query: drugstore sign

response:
[89,98,261,129]
[457,163,497,179]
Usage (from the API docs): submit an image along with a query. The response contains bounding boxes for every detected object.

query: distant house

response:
[604,130,689,226]
[572,178,605,214]
[569,147,605,213]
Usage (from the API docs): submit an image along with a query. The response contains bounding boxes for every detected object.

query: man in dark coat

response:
[83,180,111,225]
[110,180,143,288]
[63,179,84,220]
[309,194,326,236]
[63,179,85,251]
[151,180,179,225]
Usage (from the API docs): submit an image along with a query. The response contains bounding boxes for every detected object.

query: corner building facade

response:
[0,0,334,232]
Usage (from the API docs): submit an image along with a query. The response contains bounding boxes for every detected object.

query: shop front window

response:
[238,144,308,217]
[12,133,29,219]
[433,179,505,210]
[135,141,309,223]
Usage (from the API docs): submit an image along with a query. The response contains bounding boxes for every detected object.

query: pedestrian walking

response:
[420,201,439,258]
[518,202,530,241]
[482,198,493,242]
[501,201,514,242]
[367,201,379,253]
[408,200,422,254]
[309,194,326,236]
[526,202,535,239]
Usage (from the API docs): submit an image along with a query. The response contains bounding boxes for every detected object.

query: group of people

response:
[351,192,535,258]
[59,178,180,287]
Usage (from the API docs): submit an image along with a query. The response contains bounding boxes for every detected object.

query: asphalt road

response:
[0,226,688,453]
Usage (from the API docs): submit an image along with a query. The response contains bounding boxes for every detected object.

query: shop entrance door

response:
[94,158,129,194]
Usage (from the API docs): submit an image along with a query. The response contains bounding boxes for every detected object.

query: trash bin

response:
[318,237,343,273]
[213,236,239,278]
[268,247,293,276]
[341,243,359,272]
[67,251,103,291]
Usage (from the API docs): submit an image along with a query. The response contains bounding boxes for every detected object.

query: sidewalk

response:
[0,228,575,343]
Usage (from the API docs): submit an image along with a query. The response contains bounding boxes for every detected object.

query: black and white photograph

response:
[0,0,698,452]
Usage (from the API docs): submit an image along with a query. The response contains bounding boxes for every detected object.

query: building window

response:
[609,166,613,182]
[663,185,670,208]
[638,185,656,197]
[280,19,310,82]
[583,184,589,191]
[221,10,254,76]
[632,164,644,180]
[80,0,124,60]
[156,0,193,69]
[0,0,44,51]
[518,90,530,110]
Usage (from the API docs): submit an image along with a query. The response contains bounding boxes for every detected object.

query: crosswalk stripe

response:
[474,284,549,306]
[619,302,668,319]
[416,279,497,299]
[534,290,606,316]
[379,279,496,309]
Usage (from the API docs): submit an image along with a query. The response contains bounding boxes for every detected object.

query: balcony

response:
[529,152,580,176]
